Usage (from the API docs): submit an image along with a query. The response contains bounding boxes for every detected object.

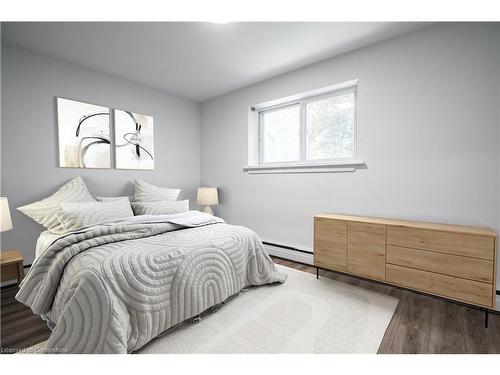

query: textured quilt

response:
[16,211,286,353]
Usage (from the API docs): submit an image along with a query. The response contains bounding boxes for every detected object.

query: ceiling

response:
[2,22,431,102]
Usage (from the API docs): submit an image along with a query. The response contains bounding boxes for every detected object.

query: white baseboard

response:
[0,280,17,288]
[495,294,500,312]
[265,243,314,265]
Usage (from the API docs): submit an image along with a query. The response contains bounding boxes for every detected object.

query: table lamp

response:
[0,197,13,233]
[0,197,25,285]
[197,187,218,215]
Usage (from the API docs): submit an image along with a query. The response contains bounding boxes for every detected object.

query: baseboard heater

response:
[263,241,314,266]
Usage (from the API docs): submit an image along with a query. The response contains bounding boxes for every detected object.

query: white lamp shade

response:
[197,187,219,206]
[0,197,13,232]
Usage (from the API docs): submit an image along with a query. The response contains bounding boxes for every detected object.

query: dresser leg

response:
[485,309,489,328]
[316,267,319,279]
[17,262,25,284]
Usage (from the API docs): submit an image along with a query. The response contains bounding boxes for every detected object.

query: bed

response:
[16,211,286,353]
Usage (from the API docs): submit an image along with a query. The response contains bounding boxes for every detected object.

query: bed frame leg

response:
[485,309,489,328]
[316,267,319,279]
[192,315,202,324]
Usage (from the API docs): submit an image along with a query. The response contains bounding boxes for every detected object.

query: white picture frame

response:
[57,97,111,169]
[114,109,154,170]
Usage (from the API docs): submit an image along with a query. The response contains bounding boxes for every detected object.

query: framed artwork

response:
[57,98,111,168]
[114,109,154,170]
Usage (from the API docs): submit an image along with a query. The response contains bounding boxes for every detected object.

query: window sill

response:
[242,160,365,174]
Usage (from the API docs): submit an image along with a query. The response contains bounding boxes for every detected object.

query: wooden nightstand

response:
[0,250,25,284]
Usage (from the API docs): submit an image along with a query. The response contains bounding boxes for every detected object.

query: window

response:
[305,92,355,160]
[260,104,300,163]
[246,80,362,173]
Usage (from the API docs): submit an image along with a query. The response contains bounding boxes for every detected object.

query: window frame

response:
[247,80,362,173]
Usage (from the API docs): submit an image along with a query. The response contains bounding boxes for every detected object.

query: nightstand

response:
[0,250,25,284]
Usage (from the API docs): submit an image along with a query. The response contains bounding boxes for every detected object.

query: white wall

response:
[200,23,500,285]
[1,44,201,264]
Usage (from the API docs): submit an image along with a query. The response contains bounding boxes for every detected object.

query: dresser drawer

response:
[314,218,347,272]
[386,245,493,283]
[387,226,494,260]
[386,264,493,307]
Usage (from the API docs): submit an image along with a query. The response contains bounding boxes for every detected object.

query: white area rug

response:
[24,265,398,354]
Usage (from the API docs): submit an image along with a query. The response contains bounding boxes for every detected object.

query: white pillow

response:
[131,200,189,215]
[17,177,96,233]
[133,179,181,202]
[57,200,134,233]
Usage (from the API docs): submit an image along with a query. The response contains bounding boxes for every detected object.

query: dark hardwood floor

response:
[1,283,51,354]
[270,257,500,354]
[1,257,500,354]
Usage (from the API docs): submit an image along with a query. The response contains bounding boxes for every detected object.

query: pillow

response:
[17,177,96,233]
[131,200,189,215]
[133,179,181,202]
[96,196,131,202]
[57,200,134,233]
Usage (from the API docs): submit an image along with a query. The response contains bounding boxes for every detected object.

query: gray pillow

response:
[57,200,134,233]
[133,179,181,202]
[132,200,189,215]
[17,177,96,233]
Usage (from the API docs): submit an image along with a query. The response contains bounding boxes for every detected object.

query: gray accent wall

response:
[200,23,500,282]
[1,44,201,263]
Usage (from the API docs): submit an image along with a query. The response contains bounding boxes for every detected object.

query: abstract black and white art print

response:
[114,109,154,170]
[57,98,111,168]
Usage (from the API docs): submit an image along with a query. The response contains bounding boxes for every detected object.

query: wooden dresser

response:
[314,213,497,325]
